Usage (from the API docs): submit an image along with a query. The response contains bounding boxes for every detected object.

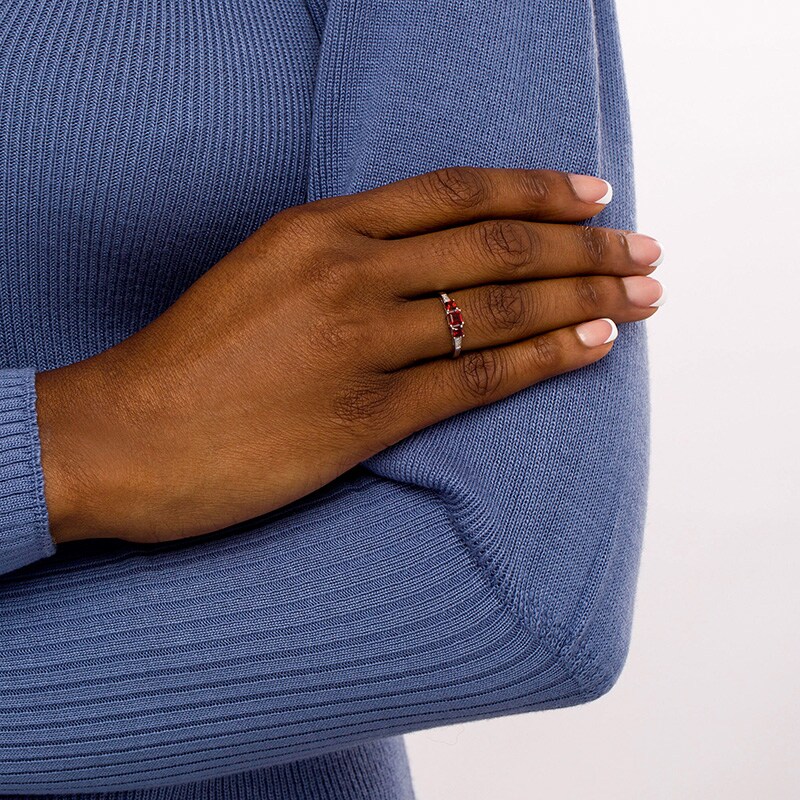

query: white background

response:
[407,2,800,797]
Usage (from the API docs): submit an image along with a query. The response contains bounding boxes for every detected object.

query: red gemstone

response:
[451,326,463,337]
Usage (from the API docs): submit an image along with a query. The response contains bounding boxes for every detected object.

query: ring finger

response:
[388,274,664,367]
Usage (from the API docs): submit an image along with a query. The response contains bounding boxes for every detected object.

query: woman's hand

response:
[35,167,663,545]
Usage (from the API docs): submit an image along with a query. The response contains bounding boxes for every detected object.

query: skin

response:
[34,166,663,545]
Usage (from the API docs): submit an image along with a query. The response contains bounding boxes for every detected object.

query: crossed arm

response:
[0,0,651,792]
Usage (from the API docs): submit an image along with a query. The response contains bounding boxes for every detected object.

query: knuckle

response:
[578,225,609,269]
[271,204,324,237]
[421,166,487,211]
[456,349,505,405]
[301,248,371,302]
[307,301,391,374]
[521,170,552,206]
[271,199,351,242]
[304,195,350,219]
[302,255,352,299]
[477,219,535,273]
[574,276,604,312]
[309,195,364,233]
[476,283,529,333]
[331,375,395,430]
[527,333,560,372]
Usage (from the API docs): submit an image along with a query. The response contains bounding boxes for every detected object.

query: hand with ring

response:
[34,166,664,545]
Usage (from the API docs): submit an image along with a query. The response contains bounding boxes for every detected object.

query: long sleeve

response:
[0,370,56,574]
[309,0,649,678]
[0,0,648,793]
[309,0,649,694]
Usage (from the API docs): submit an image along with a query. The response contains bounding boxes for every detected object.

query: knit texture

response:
[1,738,415,800]
[0,371,56,574]
[0,0,648,795]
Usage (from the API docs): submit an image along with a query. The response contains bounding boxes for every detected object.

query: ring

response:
[438,292,464,358]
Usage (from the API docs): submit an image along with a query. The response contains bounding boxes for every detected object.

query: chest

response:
[0,0,320,366]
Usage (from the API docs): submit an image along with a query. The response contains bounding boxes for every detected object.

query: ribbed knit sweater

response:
[0,0,648,796]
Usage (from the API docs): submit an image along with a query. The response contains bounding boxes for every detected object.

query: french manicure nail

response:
[567,174,613,205]
[650,282,667,307]
[622,275,665,308]
[626,233,664,267]
[576,318,618,347]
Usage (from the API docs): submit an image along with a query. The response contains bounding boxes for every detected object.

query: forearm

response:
[0,341,647,793]
[0,458,638,793]
[0,0,649,789]
[314,0,648,685]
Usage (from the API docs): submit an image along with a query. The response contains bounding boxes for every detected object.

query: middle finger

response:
[378,219,663,298]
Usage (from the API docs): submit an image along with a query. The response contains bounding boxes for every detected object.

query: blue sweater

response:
[0,0,649,796]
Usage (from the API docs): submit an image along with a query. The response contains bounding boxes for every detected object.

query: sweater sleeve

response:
[0,0,649,792]
[0,369,56,575]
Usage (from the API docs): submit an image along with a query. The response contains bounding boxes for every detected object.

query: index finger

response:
[330,167,613,239]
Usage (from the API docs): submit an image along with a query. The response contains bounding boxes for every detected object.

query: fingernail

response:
[576,318,618,347]
[622,275,666,307]
[568,174,613,205]
[626,233,664,267]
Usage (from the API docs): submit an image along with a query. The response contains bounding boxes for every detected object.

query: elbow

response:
[453,455,647,713]
[538,508,644,708]
[557,613,635,706]
[518,584,637,711]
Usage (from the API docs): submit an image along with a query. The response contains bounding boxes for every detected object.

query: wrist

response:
[34,361,122,544]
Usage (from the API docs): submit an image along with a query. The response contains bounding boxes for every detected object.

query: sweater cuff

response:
[0,368,57,575]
